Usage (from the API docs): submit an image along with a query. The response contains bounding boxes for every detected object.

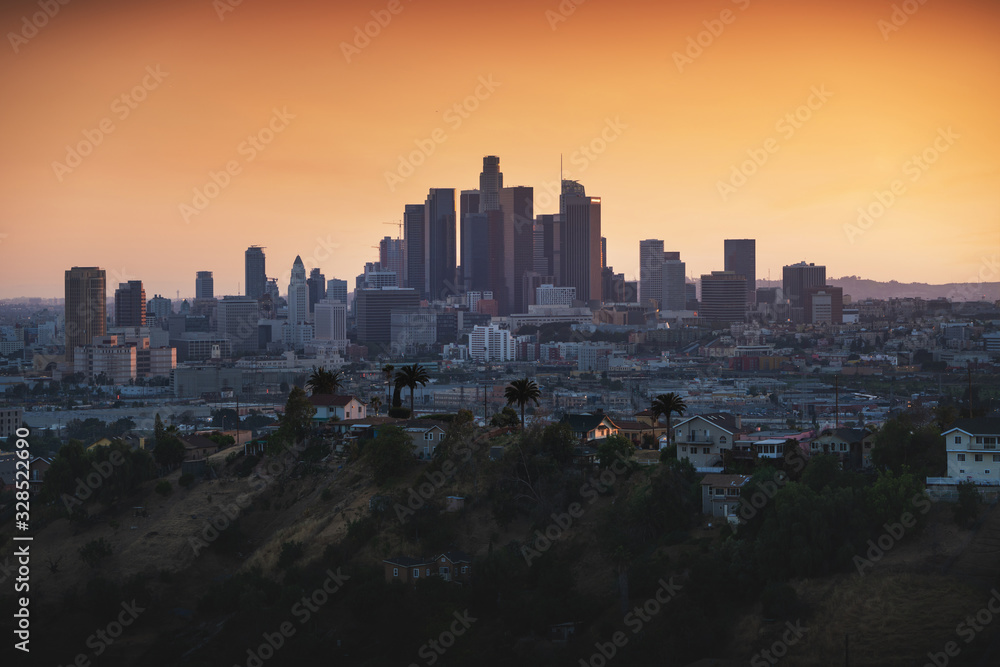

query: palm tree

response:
[369,395,382,416]
[650,392,687,449]
[307,367,342,395]
[504,377,541,429]
[381,364,395,408]
[395,364,429,415]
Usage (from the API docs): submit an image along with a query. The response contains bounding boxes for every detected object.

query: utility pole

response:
[834,375,839,429]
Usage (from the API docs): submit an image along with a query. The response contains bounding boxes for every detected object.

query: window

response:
[413,569,419,578]
[715,488,725,497]
[703,447,710,455]
[720,436,727,444]
[993,455,1000,463]
[461,566,468,574]
[727,488,739,496]
[987,470,992,475]
[840,444,848,452]
[681,446,687,453]
[439,432,446,440]
[957,454,966,461]
[975,454,984,462]
[955,436,962,444]
[393,568,398,577]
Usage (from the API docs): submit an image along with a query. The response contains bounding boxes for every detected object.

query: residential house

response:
[673,413,744,471]
[401,420,449,458]
[309,394,367,422]
[179,434,219,461]
[29,456,51,494]
[87,433,145,452]
[561,413,620,442]
[383,549,473,585]
[809,428,874,469]
[940,418,1000,485]
[700,473,750,518]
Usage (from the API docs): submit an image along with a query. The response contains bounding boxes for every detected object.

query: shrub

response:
[277,541,304,569]
[79,538,113,568]
[155,480,172,496]
[178,473,195,488]
[954,481,982,527]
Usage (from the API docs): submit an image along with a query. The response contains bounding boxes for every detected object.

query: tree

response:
[362,424,413,485]
[490,406,520,428]
[954,482,982,527]
[369,395,382,416]
[279,386,316,444]
[504,377,541,429]
[153,434,185,468]
[395,364,429,415]
[382,363,395,407]
[650,393,687,448]
[597,434,635,469]
[307,366,342,395]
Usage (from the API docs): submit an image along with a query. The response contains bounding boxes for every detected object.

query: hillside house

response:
[309,394,367,422]
[700,473,750,518]
[383,549,473,585]
[809,428,874,469]
[561,413,620,442]
[674,413,744,471]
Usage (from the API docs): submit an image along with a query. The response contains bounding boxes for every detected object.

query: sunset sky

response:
[1,0,998,299]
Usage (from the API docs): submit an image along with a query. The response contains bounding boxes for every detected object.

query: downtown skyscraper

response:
[478,155,502,213]
[195,270,214,299]
[114,280,146,327]
[403,203,425,296]
[500,185,534,314]
[288,255,308,325]
[65,266,106,361]
[639,239,665,310]
[245,246,266,299]
[724,239,756,304]
[424,188,456,301]
[560,182,601,307]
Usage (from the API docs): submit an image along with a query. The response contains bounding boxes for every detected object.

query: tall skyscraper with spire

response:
[560,181,601,307]
[288,255,308,325]
[245,246,266,299]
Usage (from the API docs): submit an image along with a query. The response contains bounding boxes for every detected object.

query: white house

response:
[308,394,367,422]
[940,418,1000,485]
[673,413,743,471]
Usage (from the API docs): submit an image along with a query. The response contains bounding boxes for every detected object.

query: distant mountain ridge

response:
[757,277,1000,302]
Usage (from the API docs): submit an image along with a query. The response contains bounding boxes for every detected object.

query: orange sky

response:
[1,0,998,299]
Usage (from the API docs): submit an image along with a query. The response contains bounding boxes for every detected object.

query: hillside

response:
[3,425,1000,666]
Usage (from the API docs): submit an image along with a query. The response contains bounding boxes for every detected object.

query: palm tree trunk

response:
[410,387,415,415]
[520,402,525,429]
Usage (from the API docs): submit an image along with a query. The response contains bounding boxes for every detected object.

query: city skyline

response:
[1,0,998,298]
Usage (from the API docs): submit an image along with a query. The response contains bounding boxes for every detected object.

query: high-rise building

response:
[560,188,602,307]
[245,246,266,299]
[404,203,425,295]
[500,186,534,314]
[700,271,747,324]
[534,214,561,279]
[356,262,399,290]
[804,286,844,325]
[459,190,481,291]
[536,284,576,306]
[379,236,405,288]
[425,188,456,301]
[601,237,607,269]
[217,296,260,355]
[355,287,421,345]
[147,294,172,321]
[469,323,515,362]
[478,155,502,213]
[782,262,827,309]
[724,239,756,304]
[326,279,348,304]
[288,256,308,325]
[195,271,214,299]
[639,239,665,310]
[65,267,106,361]
[314,299,347,342]
[660,255,687,311]
[307,268,326,313]
[114,280,146,327]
